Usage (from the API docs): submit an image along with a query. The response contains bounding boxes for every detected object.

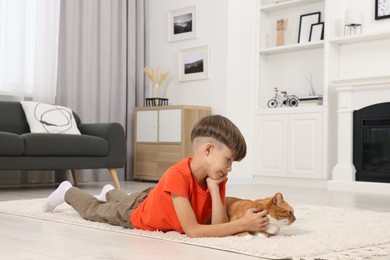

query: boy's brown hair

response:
[191,115,247,161]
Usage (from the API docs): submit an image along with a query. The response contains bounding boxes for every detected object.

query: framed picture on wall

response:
[298,12,321,43]
[168,5,198,42]
[309,22,324,42]
[375,0,390,20]
[178,46,209,81]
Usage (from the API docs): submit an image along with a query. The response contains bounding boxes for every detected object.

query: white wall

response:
[225,0,257,183]
[148,0,229,114]
[148,0,257,183]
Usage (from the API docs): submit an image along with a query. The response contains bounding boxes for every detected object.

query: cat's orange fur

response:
[226,193,295,237]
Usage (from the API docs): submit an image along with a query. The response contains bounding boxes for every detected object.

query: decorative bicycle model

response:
[267,88,299,108]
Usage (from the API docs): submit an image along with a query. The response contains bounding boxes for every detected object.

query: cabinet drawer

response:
[158,144,183,176]
[134,144,158,178]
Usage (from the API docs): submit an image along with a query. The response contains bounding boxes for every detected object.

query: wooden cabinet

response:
[133,106,211,181]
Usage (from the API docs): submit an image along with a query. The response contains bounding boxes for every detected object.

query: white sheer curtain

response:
[0,0,60,185]
[0,0,60,103]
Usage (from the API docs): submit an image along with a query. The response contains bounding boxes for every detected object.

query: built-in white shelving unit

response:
[254,0,390,183]
[330,30,390,45]
[260,41,323,55]
[254,0,327,181]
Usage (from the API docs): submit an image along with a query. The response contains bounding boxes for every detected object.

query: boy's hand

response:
[206,176,227,187]
[241,208,269,232]
[206,177,220,193]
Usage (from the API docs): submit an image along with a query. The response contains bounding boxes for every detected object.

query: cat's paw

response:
[243,234,255,240]
[236,232,254,240]
[257,232,273,238]
[265,225,280,234]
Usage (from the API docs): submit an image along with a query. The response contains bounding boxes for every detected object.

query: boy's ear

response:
[204,143,214,156]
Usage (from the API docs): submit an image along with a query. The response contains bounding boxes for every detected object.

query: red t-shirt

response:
[130,157,227,233]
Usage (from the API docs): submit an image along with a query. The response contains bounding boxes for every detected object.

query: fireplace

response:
[353,103,390,183]
[329,75,390,194]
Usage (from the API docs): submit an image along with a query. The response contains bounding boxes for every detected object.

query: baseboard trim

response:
[328,180,390,195]
[226,177,255,185]
[253,175,328,189]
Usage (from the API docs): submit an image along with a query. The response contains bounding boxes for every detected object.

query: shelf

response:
[260,0,323,12]
[330,30,390,45]
[329,75,390,87]
[260,41,323,55]
[257,105,324,115]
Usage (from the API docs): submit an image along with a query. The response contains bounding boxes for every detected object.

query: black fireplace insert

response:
[353,102,390,183]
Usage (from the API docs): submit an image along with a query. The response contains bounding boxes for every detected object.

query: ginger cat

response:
[226,193,295,237]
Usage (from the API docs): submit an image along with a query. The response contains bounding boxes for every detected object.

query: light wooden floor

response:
[1,181,390,260]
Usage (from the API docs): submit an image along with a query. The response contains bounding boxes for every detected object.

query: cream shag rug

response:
[0,198,389,260]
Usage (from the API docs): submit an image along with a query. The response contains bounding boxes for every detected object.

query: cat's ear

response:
[273,192,284,205]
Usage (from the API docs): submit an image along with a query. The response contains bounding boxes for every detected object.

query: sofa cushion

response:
[0,132,24,155]
[22,134,108,156]
[0,102,30,134]
[20,101,81,135]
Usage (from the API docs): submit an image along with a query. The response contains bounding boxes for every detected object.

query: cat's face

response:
[255,193,296,233]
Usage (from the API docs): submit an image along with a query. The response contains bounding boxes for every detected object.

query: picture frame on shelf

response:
[178,45,209,82]
[309,22,324,42]
[168,5,198,42]
[375,0,390,20]
[298,12,321,43]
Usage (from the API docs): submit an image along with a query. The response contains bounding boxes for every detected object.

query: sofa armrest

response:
[78,122,126,167]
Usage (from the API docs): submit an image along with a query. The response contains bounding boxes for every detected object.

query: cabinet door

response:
[288,113,322,179]
[159,109,182,142]
[254,115,288,177]
[136,110,158,142]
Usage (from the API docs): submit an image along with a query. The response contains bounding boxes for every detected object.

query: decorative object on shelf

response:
[344,9,363,35]
[306,74,315,96]
[309,22,324,42]
[178,45,209,81]
[375,0,390,20]
[145,98,169,107]
[276,19,287,46]
[297,95,323,106]
[168,5,198,42]
[268,0,290,3]
[267,87,299,108]
[298,12,321,43]
[144,66,172,106]
[295,74,323,106]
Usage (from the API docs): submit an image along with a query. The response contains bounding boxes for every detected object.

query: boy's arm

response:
[206,177,229,224]
[171,193,268,238]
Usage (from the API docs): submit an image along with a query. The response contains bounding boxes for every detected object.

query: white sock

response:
[43,181,72,212]
[94,184,115,202]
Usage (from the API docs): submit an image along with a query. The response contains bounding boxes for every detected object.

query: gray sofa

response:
[0,101,126,188]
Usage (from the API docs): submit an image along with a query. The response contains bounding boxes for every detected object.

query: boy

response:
[44,115,269,237]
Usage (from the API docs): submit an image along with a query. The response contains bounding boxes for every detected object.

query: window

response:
[0,0,60,102]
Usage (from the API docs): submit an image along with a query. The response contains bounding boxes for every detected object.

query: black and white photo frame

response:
[375,0,390,20]
[309,22,324,42]
[298,12,321,43]
[178,46,209,81]
[168,5,198,42]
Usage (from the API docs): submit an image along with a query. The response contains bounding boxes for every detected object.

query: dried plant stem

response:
[144,66,172,97]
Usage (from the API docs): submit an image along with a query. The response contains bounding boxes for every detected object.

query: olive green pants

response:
[65,186,153,228]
